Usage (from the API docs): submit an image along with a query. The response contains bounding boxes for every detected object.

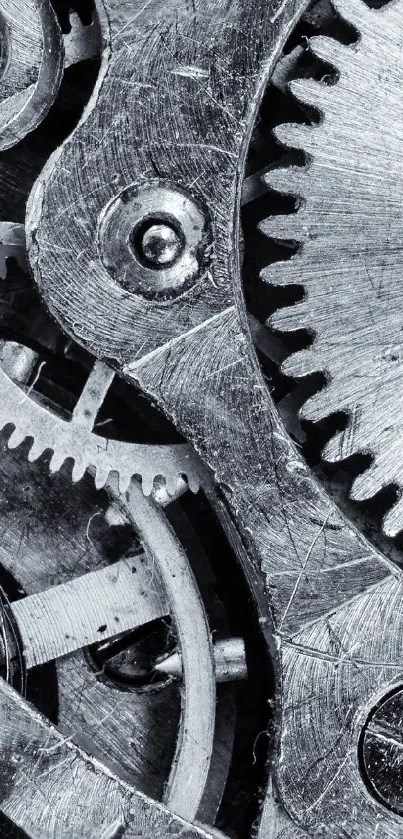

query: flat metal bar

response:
[12,556,167,668]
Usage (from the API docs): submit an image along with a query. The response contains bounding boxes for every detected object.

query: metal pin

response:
[155,637,248,683]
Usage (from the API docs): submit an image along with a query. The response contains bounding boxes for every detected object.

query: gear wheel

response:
[0,232,203,496]
[261,0,403,537]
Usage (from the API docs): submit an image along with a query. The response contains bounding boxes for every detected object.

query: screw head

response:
[140,222,183,268]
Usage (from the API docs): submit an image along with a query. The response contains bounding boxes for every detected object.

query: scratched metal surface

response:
[0,443,181,799]
[0,440,234,838]
[0,677,223,839]
[26,0,403,835]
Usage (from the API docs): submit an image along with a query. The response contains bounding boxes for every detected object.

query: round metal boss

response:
[98,182,212,300]
[360,686,403,814]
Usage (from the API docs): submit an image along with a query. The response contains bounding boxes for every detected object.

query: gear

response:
[1,360,202,494]
[0,2,101,153]
[261,0,403,537]
[0,230,204,497]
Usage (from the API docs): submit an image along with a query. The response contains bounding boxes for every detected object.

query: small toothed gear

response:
[0,361,202,495]
[261,0,403,537]
[0,235,203,497]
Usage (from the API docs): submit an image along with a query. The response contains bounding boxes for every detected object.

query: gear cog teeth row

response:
[259,0,403,536]
[0,368,203,498]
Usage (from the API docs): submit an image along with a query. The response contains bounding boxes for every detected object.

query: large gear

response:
[261,0,403,537]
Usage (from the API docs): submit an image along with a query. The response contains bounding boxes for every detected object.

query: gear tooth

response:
[301,386,339,422]
[165,474,177,498]
[27,439,44,462]
[7,428,25,450]
[64,8,101,68]
[269,302,311,333]
[274,122,317,153]
[141,471,154,496]
[383,497,403,539]
[282,348,322,378]
[49,450,65,474]
[72,459,85,483]
[351,464,383,502]
[289,78,329,111]
[118,467,131,494]
[259,212,305,242]
[94,464,109,490]
[261,256,303,288]
[323,428,356,463]
[309,35,351,70]
[263,166,307,198]
[187,470,200,494]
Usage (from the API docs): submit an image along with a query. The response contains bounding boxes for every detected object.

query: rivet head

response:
[139,222,183,268]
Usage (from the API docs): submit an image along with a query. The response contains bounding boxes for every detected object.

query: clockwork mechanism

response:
[0,1,403,838]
